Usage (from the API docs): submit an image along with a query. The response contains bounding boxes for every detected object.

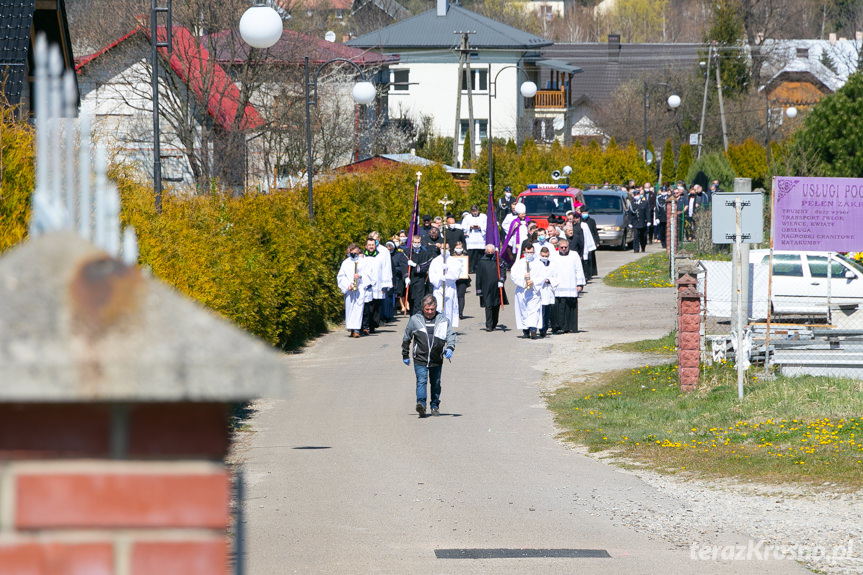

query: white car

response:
[750,250,863,315]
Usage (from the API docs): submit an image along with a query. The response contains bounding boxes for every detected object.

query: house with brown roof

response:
[758,39,860,114]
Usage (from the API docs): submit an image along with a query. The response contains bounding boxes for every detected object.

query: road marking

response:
[435,548,611,559]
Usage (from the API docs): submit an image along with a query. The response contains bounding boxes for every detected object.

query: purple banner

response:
[773,176,863,251]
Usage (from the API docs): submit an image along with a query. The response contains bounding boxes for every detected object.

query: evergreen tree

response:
[676,143,693,183]
[660,138,676,186]
[800,72,863,176]
[704,0,750,96]
[462,130,472,168]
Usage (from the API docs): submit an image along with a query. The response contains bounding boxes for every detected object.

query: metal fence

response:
[693,251,863,378]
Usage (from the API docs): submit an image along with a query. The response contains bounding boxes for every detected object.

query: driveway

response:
[237,242,811,574]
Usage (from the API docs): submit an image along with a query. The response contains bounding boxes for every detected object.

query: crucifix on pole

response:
[437,194,454,307]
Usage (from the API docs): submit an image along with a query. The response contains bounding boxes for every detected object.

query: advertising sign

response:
[773,176,863,251]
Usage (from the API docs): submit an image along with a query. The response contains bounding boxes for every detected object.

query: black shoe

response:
[416,403,426,418]
[530,331,537,340]
[431,408,440,416]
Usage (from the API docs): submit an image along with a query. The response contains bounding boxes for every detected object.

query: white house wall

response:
[78,55,197,186]
[388,59,530,165]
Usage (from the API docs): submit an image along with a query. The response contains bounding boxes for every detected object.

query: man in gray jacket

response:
[402,294,456,417]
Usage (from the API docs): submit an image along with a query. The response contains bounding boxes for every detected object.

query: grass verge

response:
[603,252,674,288]
[547,362,863,488]
[605,331,676,356]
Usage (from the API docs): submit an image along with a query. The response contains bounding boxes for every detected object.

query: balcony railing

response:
[533,88,566,109]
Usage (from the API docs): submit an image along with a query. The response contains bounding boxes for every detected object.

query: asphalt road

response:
[238,243,810,574]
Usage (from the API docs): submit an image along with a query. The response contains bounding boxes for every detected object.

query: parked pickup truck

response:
[515,184,583,229]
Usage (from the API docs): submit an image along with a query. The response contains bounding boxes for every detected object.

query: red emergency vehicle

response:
[515,184,583,229]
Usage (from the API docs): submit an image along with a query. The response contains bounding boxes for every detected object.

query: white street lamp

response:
[643,82,680,163]
[304,57,377,219]
[785,106,798,119]
[352,81,377,106]
[487,65,538,197]
[239,5,283,49]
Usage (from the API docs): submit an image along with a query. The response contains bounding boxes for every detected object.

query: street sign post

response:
[711,192,764,244]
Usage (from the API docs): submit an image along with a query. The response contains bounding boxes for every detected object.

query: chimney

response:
[437,0,447,16]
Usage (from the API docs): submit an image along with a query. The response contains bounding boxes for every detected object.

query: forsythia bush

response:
[469,138,655,198]
[0,105,33,252]
[727,138,768,188]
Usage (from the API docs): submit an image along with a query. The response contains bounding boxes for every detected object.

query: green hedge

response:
[468,138,656,196]
[117,164,461,350]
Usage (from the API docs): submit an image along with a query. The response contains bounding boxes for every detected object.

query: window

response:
[533,118,555,142]
[808,256,847,278]
[771,254,803,277]
[459,119,488,143]
[521,195,573,216]
[391,69,409,92]
[460,68,488,92]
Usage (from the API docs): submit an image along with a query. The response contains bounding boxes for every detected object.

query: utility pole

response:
[697,45,712,160]
[715,45,729,153]
[452,38,465,167]
[464,35,476,166]
[451,31,475,167]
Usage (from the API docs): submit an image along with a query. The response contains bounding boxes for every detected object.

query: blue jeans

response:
[414,364,442,409]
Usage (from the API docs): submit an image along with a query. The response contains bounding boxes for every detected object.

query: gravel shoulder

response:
[546,244,863,575]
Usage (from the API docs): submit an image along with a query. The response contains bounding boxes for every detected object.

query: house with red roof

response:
[76,25,394,192]
[200,28,396,190]
[76,25,265,190]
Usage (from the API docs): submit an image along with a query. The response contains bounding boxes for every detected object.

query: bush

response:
[117,163,463,350]
[469,138,655,197]
[0,105,33,253]
[676,143,693,183]
[727,138,768,188]
[687,151,736,191]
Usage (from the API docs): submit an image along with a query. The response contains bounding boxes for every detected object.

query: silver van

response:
[581,188,631,249]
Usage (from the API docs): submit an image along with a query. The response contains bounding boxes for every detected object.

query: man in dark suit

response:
[475,245,508,331]
[402,234,435,315]
[443,213,466,256]
[629,187,650,253]
[579,205,599,277]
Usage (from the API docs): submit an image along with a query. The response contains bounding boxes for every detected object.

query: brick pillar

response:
[0,232,287,575]
[0,404,232,575]
[677,272,701,391]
